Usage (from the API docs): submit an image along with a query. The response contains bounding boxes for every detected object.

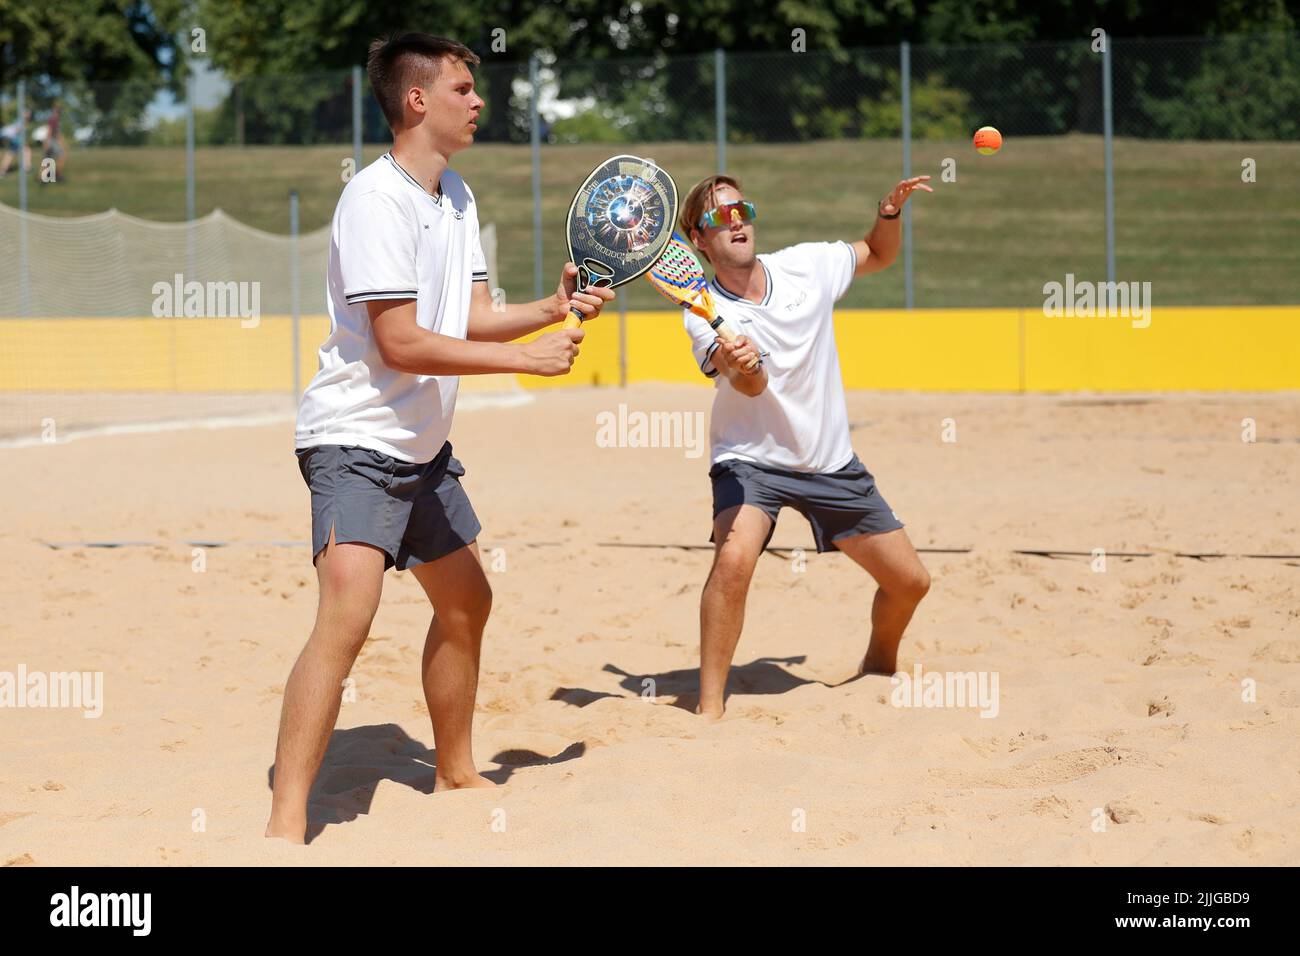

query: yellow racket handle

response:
[563,306,584,329]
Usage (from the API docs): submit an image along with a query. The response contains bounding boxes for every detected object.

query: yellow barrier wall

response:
[519,307,1300,391]
[0,316,329,393]
[1023,306,1300,391]
[2,308,1296,392]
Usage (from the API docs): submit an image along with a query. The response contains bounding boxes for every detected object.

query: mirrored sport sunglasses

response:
[696,199,757,230]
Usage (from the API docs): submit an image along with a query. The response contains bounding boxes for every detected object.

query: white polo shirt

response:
[295,153,488,463]
[684,241,858,474]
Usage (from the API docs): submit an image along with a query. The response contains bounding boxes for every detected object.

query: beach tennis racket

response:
[646,232,761,372]
[563,154,678,330]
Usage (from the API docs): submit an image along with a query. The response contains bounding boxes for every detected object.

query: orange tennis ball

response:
[974,126,1002,155]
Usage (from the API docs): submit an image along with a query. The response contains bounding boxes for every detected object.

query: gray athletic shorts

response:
[295,441,481,571]
[709,453,904,553]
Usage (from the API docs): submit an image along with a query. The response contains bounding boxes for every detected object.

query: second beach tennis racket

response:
[646,232,761,372]
[563,154,678,329]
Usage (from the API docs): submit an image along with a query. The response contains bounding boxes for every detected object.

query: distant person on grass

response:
[266,33,613,843]
[40,100,68,183]
[0,108,32,178]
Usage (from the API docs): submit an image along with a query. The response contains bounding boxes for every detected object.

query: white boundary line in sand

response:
[456,391,534,412]
[0,391,534,450]
[0,413,296,449]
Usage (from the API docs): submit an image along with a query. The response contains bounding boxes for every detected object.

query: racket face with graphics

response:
[563,154,678,328]
[646,232,761,371]
[646,233,715,320]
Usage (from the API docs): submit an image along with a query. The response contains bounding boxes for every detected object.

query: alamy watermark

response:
[890,663,999,718]
[1042,273,1151,328]
[1,664,103,718]
[152,273,261,328]
[595,403,706,459]
[49,886,150,935]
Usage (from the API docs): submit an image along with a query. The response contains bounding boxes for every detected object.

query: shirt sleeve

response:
[339,190,420,305]
[769,241,857,303]
[683,309,722,379]
[470,225,489,284]
[828,240,857,301]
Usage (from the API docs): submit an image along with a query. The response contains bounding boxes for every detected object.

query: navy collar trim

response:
[712,260,772,306]
[384,152,445,206]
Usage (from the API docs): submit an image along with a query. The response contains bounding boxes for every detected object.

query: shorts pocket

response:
[345,447,396,491]
[708,459,748,481]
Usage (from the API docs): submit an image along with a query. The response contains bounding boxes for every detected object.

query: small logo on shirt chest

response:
[437,195,465,220]
[785,290,808,311]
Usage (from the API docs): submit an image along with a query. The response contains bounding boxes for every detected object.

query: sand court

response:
[1,385,1297,865]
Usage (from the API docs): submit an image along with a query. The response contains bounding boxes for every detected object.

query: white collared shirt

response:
[295,153,488,463]
[683,241,858,474]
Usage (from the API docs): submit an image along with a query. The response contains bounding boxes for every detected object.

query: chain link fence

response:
[2,32,1297,316]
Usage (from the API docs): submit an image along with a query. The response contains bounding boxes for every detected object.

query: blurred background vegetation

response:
[1,1,1297,307]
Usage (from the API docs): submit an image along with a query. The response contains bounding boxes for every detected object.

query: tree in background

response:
[0,0,185,143]
[4,0,1299,142]
[1124,31,1300,139]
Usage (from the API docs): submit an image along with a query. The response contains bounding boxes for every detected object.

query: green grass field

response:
[2,137,1296,308]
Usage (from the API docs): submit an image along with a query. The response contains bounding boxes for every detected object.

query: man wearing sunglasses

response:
[680,172,933,719]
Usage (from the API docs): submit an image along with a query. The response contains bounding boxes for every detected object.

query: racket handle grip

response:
[563,306,584,330]
[715,322,762,372]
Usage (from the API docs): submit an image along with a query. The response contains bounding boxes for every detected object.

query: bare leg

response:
[698,505,773,718]
[833,528,930,675]
[266,528,386,842]
[410,543,496,791]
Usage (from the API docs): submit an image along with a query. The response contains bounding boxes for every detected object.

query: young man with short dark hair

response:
[267,34,613,842]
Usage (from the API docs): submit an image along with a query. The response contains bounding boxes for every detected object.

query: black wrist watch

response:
[877,199,901,220]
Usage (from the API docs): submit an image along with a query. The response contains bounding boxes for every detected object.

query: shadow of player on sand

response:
[266,723,585,843]
[549,657,830,713]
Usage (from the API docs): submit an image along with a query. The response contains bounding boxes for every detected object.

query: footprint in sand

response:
[1251,640,1300,663]
[1008,731,1050,752]
[1031,794,1073,820]
[1147,696,1175,717]
[1105,801,1143,824]
[1119,591,1148,610]
[931,746,1142,790]
[839,712,869,736]
[1216,615,1252,630]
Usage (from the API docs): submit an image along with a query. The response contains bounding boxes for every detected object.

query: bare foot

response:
[264,819,306,844]
[434,771,497,792]
[694,702,725,720]
[858,651,898,677]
